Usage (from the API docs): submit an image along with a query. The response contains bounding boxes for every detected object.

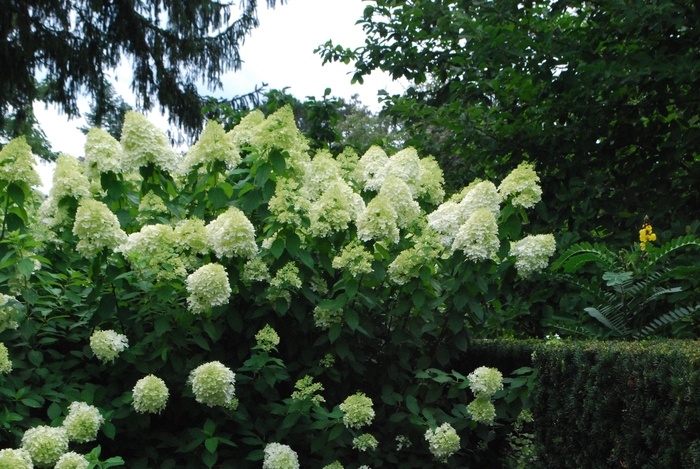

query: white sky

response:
[33,0,403,192]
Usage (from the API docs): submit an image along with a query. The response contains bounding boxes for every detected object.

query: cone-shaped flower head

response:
[510,234,556,278]
[428,201,468,248]
[120,111,179,173]
[21,425,69,468]
[228,109,265,147]
[356,195,400,244]
[467,396,496,425]
[262,443,299,469]
[353,433,379,452]
[467,366,503,398]
[73,198,127,259]
[0,342,11,374]
[452,207,500,261]
[49,154,91,201]
[458,180,500,221]
[385,147,422,195]
[117,224,187,281]
[132,375,169,414]
[309,179,365,237]
[89,329,128,363]
[206,207,258,259]
[241,257,270,283]
[268,176,311,226]
[339,392,375,429]
[173,218,209,255]
[185,263,232,314]
[424,423,460,462]
[0,448,33,469]
[0,294,18,334]
[304,150,343,201]
[0,136,41,186]
[54,451,89,469]
[255,324,280,352]
[180,120,241,174]
[62,402,104,443]
[379,176,420,229]
[250,106,309,156]
[417,155,445,204]
[498,162,542,208]
[84,127,123,179]
[331,239,374,277]
[188,361,236,408]
[356,145,389,191]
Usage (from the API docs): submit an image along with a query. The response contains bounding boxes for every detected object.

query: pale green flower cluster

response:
[0,136,41,187]
[120,111,179,173]
[255,324,280,352]
[468,366,504,398]
[228,110,264,148]
[291,375,325,405]
[388,230,443,285]
[84,127,123,179]
[498,162,542,208]
[132,375,169,414]
[356,146,389,191]
[268,177,311,226]
[188,361,236,408]
[452,207,500,261]
[424,423,460,462]
[379,176,420,229]
[427,201,463,247]
[241,258,270,283]
[206,207,258,259]
[72,199,127,259]
[353,433,378,452]
[322,461,343,469]
[0,342,11,374]
[339,392,375,429]
[270,263,302,290]
[313,307,343,330]
[250,106,310,162]
[117,224,187,281]
[304,150,343,200]
[331,240,374,277]
[0,448,33,469]
[356,196,400,244]
[0,293,19,333]
[89,329,128,363]
[467,398,496,425]
[309,179,365,237]
[510,234,557,277]
[136,191,168,223]
[417,156,446,204]
[180,120,241,174]
[319,354,335,368]
[173,218,209,256]
[459,181,500,220]
[262,442,299,469]
[54,451,89,469]
[396,434,412,451]
[21,425,69,468]
[62,402,103,443]
[49,154,91,201]
[384,147,422,195]
[185,263,232,314]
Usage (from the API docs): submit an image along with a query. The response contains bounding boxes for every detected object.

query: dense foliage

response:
[0,109,553,467]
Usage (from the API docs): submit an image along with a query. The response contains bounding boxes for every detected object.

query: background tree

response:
[1,0,285,156]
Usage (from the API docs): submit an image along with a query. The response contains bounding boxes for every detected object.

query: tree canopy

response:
[1,0,284,149]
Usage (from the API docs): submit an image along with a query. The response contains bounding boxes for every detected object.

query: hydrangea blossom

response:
[117,224,187,281]
[62,402,104,443]
[250,106,309,157]
[268,177,311,226]
[132,375,169,414]
[424,423,460,462]
[255,324,280,352]
[21,425,69,468]
[498,162,542,208]
[385,147,422,195]
[304,150,343,201]
[73,198,127,259]
[173,218,209,256]
[510,234,557,277]
[309,179,365,237]
[379,176,420,229]
[452,207,500,261]
[269,263,302,290]
[54,451,89,469]
[262,442,299,469]
[388,230,443,285]
[417,156,446,204]
[89,330,128,363]
[227,109,264,148]
[0,136,41,187]
[291,375,325,405]
[467,397,496,425]
[136,191,168,223]
[322,462,343,469]
[0,293,19,333]
[353,433,379,452]
[467,366,504,398]
[0,448,33,469]
[331,240,374,277]
[241,258,271,283]
[458,180,500,221]
[120,111,179,173]
[319,354,335,368]
[428,201,466,247]
[206,207,258,259]
[0,342,11,374]
[84,127,123,178]
[356,146,389,191]
[49,153,91,201]
[356,196,400,244]
[188,361,236,408]
[185,263,232,314]
[396,435,412,451]
[180,120,241,174]
[339,392,375,429]
[313,307,343,330]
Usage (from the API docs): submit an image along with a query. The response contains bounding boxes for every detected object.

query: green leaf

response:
[28,350,43,366]
[205,437,219,453]
[47,402,62,420]
[345,309,359,330]
[271,238,285,259]
[17,258,35,278]
[103,422,116,440]
[328,323,341,343]
[7,183,25,207]
[208,187,228,210]
[328,423,345,441]
[269,149,287,174]
[405,395,419,415]
[285,232,301,257]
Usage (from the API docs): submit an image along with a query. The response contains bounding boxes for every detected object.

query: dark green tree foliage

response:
[80,84,133,142]
[1,0,284,141]
[318,0,700,245]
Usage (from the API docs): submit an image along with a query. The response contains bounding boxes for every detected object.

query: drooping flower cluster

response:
[62,402,104,443]
[339,392,375,429]
[424,423,460,462]
[466,366,503,425]
[353,433,379,452]
[290,375,325,405]
[509,234,557,277]
[0,342,11,374]
[188,361,236,408]
[0,136,41,187]
[452,207,500,261]
[21,425,69,468]
[0,448,33,469]
[185,263,232,314]
[308,179,365,237]
[54,451,89,469]
[206,207,258,259]
[262,442,299,469]
[72,198,127,259]
[89,329,128,363]
[120,111,179,173]
[498,162,542,208]
[132,375,170,414]
[255,324,280,352]
[356,196,400,244]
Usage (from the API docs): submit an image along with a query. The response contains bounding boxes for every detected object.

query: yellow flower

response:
[639,219,656,250]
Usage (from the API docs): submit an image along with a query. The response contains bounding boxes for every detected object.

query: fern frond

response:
[551,242,617,273]
[635,305,700,338]
[584,306,631,336]
[644,235,700,268]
